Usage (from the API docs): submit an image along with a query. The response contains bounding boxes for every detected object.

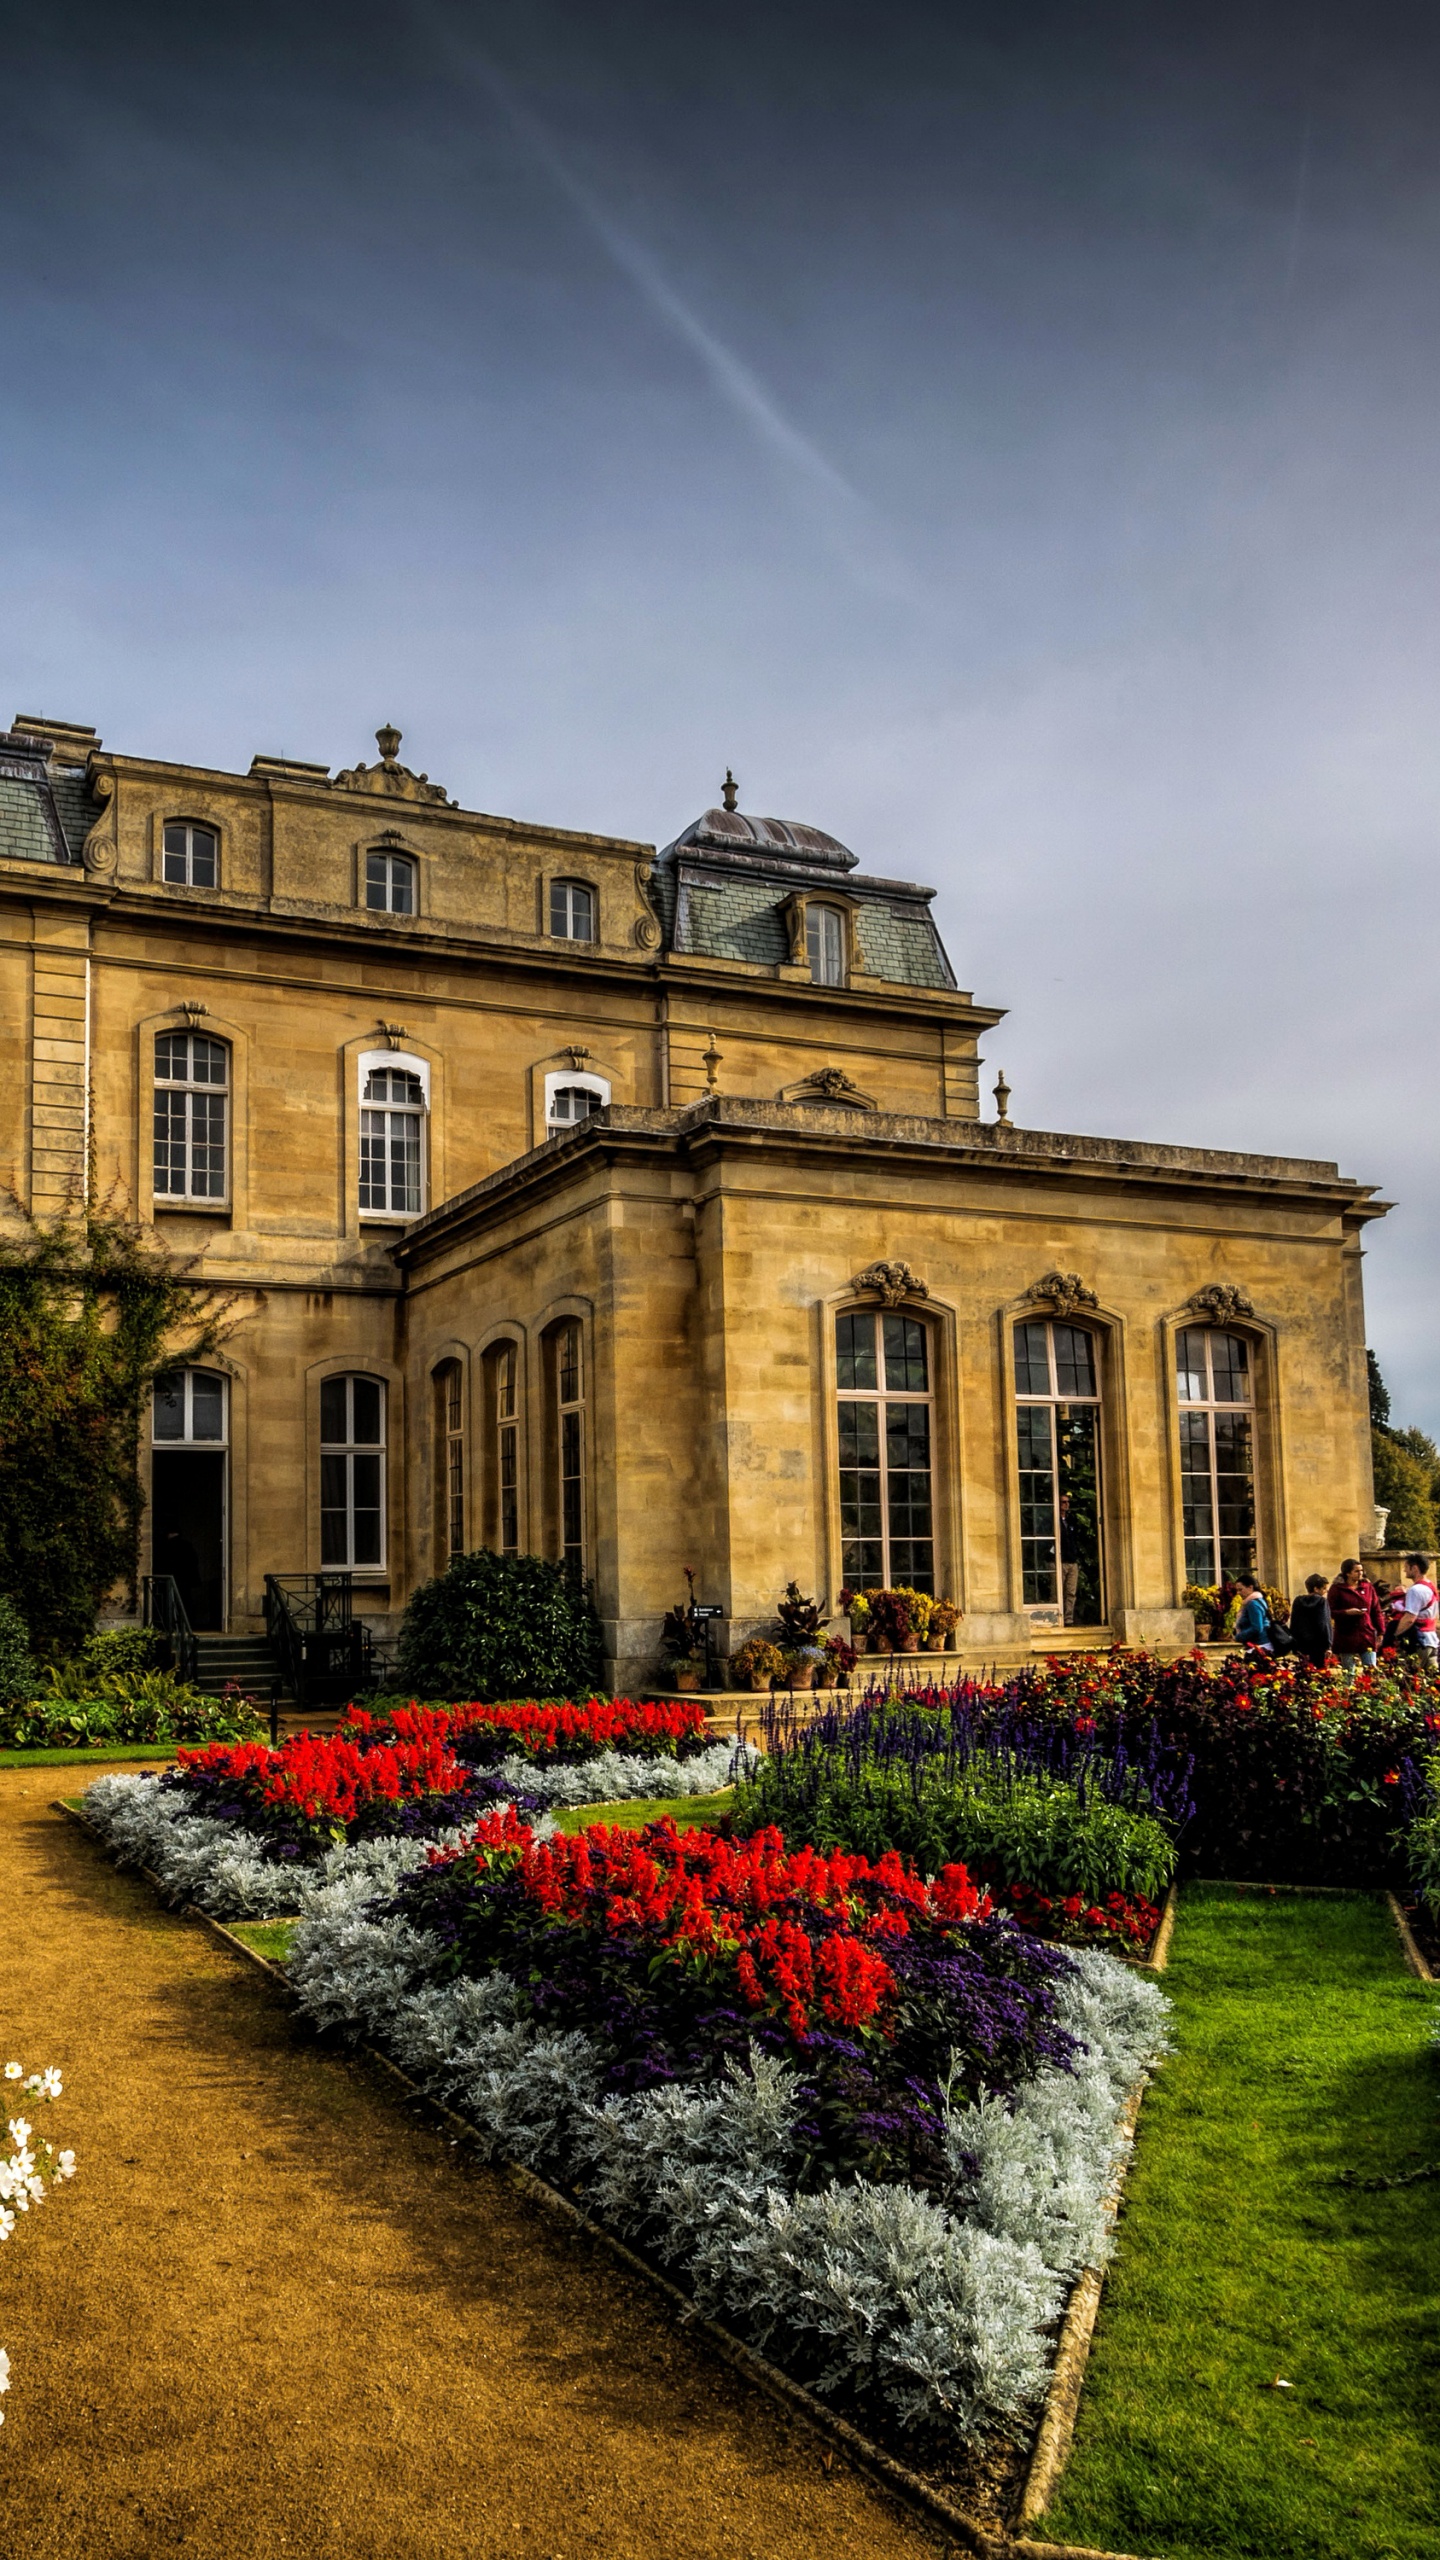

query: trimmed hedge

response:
[396,1549,605,1705]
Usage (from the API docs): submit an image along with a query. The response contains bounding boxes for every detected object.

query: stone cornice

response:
[391,1097,1388,1266]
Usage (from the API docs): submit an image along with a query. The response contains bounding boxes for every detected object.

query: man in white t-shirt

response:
[1397,1554,1439,1666]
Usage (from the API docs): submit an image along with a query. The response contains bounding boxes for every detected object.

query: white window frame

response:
[544,1068,611,1133]
[549,878,597,942]
[152,1367,229,1445]
[154,1030,230,1203]
[1014,1317,1104,1617]
[1176,1326,1256,1587]
[365,848,416,914]
[807,902,847,986]
[162,820,219,887]
[356,1048,429,1221]
[319,1373,387,1571]
[835,1307,937,1595]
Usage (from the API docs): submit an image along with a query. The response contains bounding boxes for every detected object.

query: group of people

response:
[1230,1555,1439,1672]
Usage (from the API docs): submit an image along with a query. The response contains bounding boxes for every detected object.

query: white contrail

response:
[414,11,930,605]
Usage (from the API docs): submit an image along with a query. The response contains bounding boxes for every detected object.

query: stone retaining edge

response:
[50,1792,1162,2560]
[1385,1890,1436,1982]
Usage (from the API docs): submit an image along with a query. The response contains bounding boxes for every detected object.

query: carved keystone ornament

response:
[1024,1270,1098,1316]
[1188,1283,1255,1323]
[852,1260,928,1307]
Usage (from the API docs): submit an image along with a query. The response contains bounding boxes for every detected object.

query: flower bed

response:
[287,1810,1170,2447]
[343,1695,713,1766]
[824,1654,1440,1886]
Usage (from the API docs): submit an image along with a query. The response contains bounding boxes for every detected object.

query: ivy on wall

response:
[0,1215,224,1657]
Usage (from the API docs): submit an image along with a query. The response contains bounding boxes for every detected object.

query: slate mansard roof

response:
[652,803,958,991]
[0,726,93,866]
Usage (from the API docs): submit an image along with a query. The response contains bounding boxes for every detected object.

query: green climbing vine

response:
[0,1212,226,1656]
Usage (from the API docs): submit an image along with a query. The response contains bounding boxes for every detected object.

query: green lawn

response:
[1,1742,182,1767]
[549,1788,734,1836]
[1035,1886,1440,2560]
[229,1918,300,1964]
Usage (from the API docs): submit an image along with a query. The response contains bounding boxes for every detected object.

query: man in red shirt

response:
[1326,1558,1383,1675]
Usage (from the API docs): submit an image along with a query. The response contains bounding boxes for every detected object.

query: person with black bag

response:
[1289,1574,1333,1667]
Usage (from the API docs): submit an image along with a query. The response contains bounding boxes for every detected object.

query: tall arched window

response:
[434,1361,464,1563]
[549,879,596,942]
[553,1323,585,1570]
[483,1341,520,1554]
[836,1308,934,1593]
[154,1031,229,1201]
[320,1374,385,1567]
[1177,1327,1255,1584]
[365,849,415,914]
[1015,1319,1104,1622]
[360,1066,424,1216]
[807,903,846,986]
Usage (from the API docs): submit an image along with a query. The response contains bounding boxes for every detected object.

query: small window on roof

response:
[366,849,415,914]
[163,823,218,888]
[550,879,596,942]
[806,903,846,986]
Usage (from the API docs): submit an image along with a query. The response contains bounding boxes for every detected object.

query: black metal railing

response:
[141,1574,198,1687]
[263,1573,373,1711]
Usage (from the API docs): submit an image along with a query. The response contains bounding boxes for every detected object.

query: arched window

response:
[836,1309,934,1593]
[434,1361,464,1562]
[154,1031,229,1201]
[360,1066,424,1216]
[365,849,415,914]
[320,1374,385,1568]
[162,822,217,887]
[549,879,596,942]
[549,1083,603,1130]
[807,903,846,986]
[553,1322,585,1570]
[1015,1319,1104,1622]
[483,1340,520,1554]
[153,1369,227,1442]
[1177,1327,1255,1584]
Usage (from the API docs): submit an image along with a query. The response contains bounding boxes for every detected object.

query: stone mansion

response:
[0,713,1384,1689]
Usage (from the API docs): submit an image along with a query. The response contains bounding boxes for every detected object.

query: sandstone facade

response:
[0,715,1385,1687]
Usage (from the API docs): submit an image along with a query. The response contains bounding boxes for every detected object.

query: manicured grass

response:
[550,1787,735,1836]
[1,1743,182,1767]
[229,1918,300,1965]
[1036,1886,1440,2560]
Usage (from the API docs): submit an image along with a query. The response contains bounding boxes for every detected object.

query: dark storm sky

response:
[4,2,1437,1436]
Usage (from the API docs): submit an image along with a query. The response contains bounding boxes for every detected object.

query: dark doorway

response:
[151,1450,226,1629]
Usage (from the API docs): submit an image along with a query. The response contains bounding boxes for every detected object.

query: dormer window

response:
[550,879,596,942]
[163,823,217,888]
[366,849,415,914]
[549,1083,602,1129]
[807,903,846,986]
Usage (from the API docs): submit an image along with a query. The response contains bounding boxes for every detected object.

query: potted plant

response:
[775,1581,827,1688]
[864,1588,915,1653]
[839,1587,871,1651]
[729,1635,786,1692]
[927,1596,960,1649]
[658,1569,709,1692]
[822,1633,857,1688]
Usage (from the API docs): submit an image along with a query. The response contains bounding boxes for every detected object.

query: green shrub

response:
[0,1681,264,1749]
[396,1549,605,1705]
[736,1759,1176,1904]
[46,1624,164,1698]
[0,1594,38,1707]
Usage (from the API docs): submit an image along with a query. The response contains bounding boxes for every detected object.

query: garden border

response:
[50,1795,1163,2560]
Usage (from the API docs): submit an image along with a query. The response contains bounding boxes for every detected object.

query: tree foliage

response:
[0,1214,223,1657]
[396,1548,605,1702]
[1367,1351,1439,1555]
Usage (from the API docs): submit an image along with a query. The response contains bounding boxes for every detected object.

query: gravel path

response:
[0,1769,939,2560]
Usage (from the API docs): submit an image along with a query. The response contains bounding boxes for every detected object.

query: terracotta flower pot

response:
[746,1673,770,1692]
[900,1635,920,1653]
[672,1667,704,1692]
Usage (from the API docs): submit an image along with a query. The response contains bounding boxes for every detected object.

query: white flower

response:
[7,2120,32,2148]
[0,2210,14,2240]
[0,2346,9,2387]
[2,2065,19,2081]
[56,2152,76,2180]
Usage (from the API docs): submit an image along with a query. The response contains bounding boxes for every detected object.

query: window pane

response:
[498,1345,516,1419]
[561,1407,583,1559]
[390,858,414,915]
[1210,1331,1251,1404]
[1016,1402,1057,1604]
[1014,1321,1051,1396]
[153,1090,187,1192]
[559,1324,581,1405]
[836,1311,877,1391]
[189,829,217,887]
[1052,1324,1097,1400]
[191,1036,227,1085]
[320,1377,348,1445]
[881,1315,929,1393]
[191,1092,227,1195]
[153,1373,185,1440]
[389,1116,421,1213]
[189,1373,225,1441]
[351,1378,383,1445]
[320,1454,349,1564]
[499,1421,518,1552]
[365,851,387,908]
[350,1454,383,1563]
[1176,1328,1207,1404]
[807,905,844,984]
[162,824,188,877]
[155,1032,186,1081]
